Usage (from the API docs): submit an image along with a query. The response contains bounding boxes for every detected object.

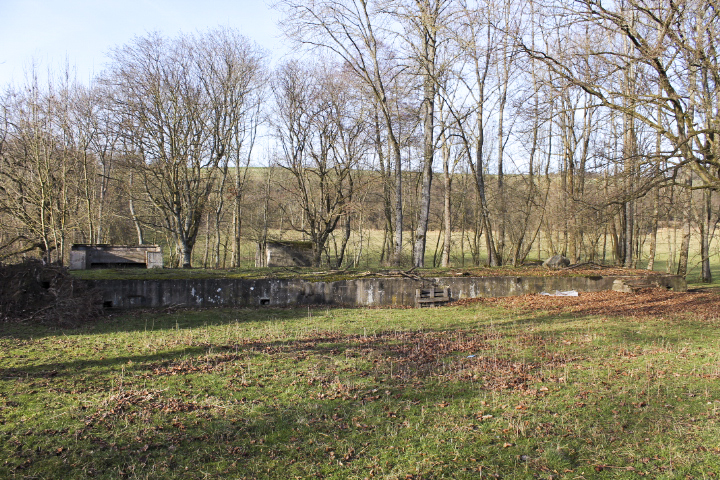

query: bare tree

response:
[444,0,501,265]
[0,71,86,263]
[393,0,454,267]
[102,29,266,267]
[273,61,366,267]
[520,0,720,189]
[277,0,408,264]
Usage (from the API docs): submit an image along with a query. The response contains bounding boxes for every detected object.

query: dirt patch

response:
[451,288,720,320]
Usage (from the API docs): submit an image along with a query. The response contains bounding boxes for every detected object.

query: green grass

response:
[2,304,720,479]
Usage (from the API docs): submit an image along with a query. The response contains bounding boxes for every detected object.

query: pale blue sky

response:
[0,0,286,86]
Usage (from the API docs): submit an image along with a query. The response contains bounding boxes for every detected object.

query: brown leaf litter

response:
[452,288,720,320]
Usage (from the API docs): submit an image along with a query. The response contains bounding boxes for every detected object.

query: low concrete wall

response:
[89,274,686,309]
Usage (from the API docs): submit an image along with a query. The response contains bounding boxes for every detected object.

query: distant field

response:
[2,291,720,479]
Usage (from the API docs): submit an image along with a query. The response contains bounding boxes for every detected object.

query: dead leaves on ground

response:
[83,390,211,428]
[137,328,576,397]
[453,288,720,320]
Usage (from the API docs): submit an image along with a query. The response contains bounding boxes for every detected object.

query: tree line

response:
[0,1,718,279]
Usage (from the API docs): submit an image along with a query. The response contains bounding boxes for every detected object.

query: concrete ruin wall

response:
[89,274,686,309]
[255,241,313,267]
[70,244,163,270]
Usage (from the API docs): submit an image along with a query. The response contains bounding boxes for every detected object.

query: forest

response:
[0,0,718,280]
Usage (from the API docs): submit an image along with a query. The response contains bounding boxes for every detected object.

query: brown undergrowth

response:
[451,288,720,320]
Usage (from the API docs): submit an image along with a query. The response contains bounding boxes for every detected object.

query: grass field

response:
[2,297,720,479]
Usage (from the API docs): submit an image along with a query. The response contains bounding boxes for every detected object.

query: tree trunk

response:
[700,189,712,283]
[375,107,393,266]
[412,33,436,267]
[647,86,663,271]
[203,211,210,268]
[622,26,637,269]
[623,200,634,268]
[128,184,144,245]
[180,240,194,269]
[413,131,434,266]
[646,185,660,271]
[677,183,692,277]
[666,218,676,274]
[336,215,351,269]
[474,138,499,266]
[312,234,324,268]
[232,198,241,267]
[214,209,223,268]
[441,142,452,267]
[496,70,507,262]
[392,135,403,266]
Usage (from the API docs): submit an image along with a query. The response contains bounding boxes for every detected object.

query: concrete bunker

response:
[70,244,163,270]
[255,241,313,267]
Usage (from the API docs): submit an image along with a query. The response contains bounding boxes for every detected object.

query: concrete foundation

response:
[88,274,686,309]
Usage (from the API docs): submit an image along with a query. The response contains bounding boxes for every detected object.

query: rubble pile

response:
[0,260,102,326]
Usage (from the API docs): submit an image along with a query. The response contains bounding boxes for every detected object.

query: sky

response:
[0,0,287,87]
